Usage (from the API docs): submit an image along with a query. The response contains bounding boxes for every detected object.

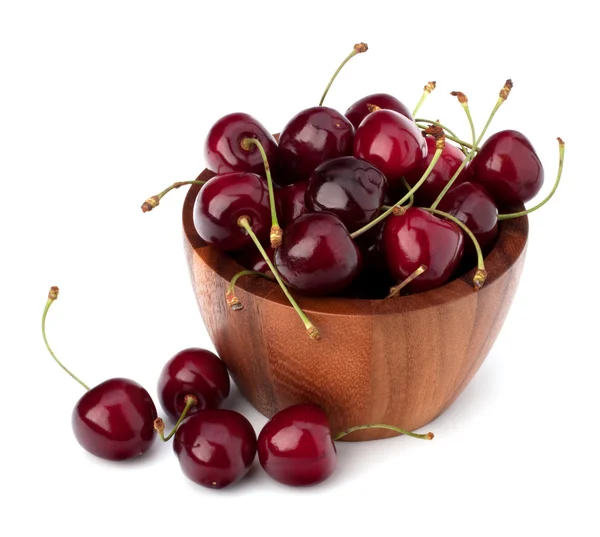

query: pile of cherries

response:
[144,42,564,338]
[42,287,432,488]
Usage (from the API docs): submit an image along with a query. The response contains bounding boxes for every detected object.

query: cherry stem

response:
[350,128,446,240]
[240,137,282,248]
[237,216,319,340]
[401,177,415,210]
[319,42,368,106]
[450,92,477,157]
[412,81,436,117]
[226,269,274,311]
[430,79,513,211]
[154,395,197,442]
[498,137,565,220]
[141,180,206,213]
[420,208,487,290]
[41,287,90,391]
[387,265,428,298]
[335,423,434,441]
[414,119,471,148]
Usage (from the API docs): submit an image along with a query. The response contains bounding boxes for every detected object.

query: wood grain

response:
[182,171,529,441]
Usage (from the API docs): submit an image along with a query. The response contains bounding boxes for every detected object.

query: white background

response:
[1,1,598,536]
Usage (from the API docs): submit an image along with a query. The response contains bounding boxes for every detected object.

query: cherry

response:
[437,182,499,256]
[305,156,387,232]
[258,404,337,487]
[404,137,466,206]
[345,93,413,129]
[276,180,308,226]
[173,409,257,489]
[277,106,355,185]
[274,213,362,296]
[354,109,427,186]
[42,287,157,461]
[193,172,270,251]
[204,112,278,178]
[157,348,230,422]
[382,207,465,293]
[73,378,157,461]
[471,129,544,208]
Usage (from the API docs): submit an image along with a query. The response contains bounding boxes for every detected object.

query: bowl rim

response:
[183,168,529,317]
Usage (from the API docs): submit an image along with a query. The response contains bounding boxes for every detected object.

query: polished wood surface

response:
[182,170,529,440]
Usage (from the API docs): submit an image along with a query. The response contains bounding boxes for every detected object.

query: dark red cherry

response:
[193,172,270,251]
[276,180,308,226]
[258,404,337,487]
[437,182,499,256]
[354,109,427,186]
[382,207,464,293]
[234,244,275,274]
[173,409,257,489]
[404,138,466,206]
[157,348,230,421]
[345,92,413,129]
[72,378,157,461]
[277,106,354,185]
[471,129,544,208]
[204,112,278,177]
[274,213,362,296]
[305,156,387,232]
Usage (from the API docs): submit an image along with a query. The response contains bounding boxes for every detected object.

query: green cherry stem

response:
[225,269,274,311]
[42,287,90,391]
[450,91,477,155]
[498,137,565,220]
[319,42,368,106]
[420,208,487,290]
[237,216,319,340]
[350,127,446,240]
[387,265,428,298]
[154,395,197,442]
[430,79,514,211]
[414,119,469,148]
[401,177,415,210]
[141,180,206,213]
[412,81,436,117]
[240,137,282,248]
[335,423,434,441]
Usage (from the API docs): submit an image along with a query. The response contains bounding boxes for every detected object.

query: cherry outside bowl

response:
[182,169,528,441]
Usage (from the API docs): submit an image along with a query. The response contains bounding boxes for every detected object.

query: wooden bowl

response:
[182,169,529,440]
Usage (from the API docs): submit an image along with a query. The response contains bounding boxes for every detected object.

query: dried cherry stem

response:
[319,42,368,106]
[335,423,434,441]
[350,127,446,240]
[387,265,428,298]
[237,216,319,340]
[154,395,197,442]
[226,269,274,311]
[240,137,282,248]
[430,79,514,211]
[412,81,436,117]
[41,286,90,391]
[498,138,565,220]
[141,180,206,212]
[421,208,487,290]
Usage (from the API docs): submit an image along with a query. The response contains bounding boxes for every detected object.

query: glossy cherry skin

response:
[471,129,544,208]
[258,404,337,487]
[404,138,466,206]
[72,378,157,461]
[437,182,499,256]
[305,156,387,232]
[276,180,308,226]
[204,112,278,177]
[354,109,427,187]
[157,348,230,421]
[234,244,275,274]
[173,409,257,489]
[345,92,413,129]
[274,213,362,296]
[193,172,270,252]
[383,207,464,293]
[277,106,355,185]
